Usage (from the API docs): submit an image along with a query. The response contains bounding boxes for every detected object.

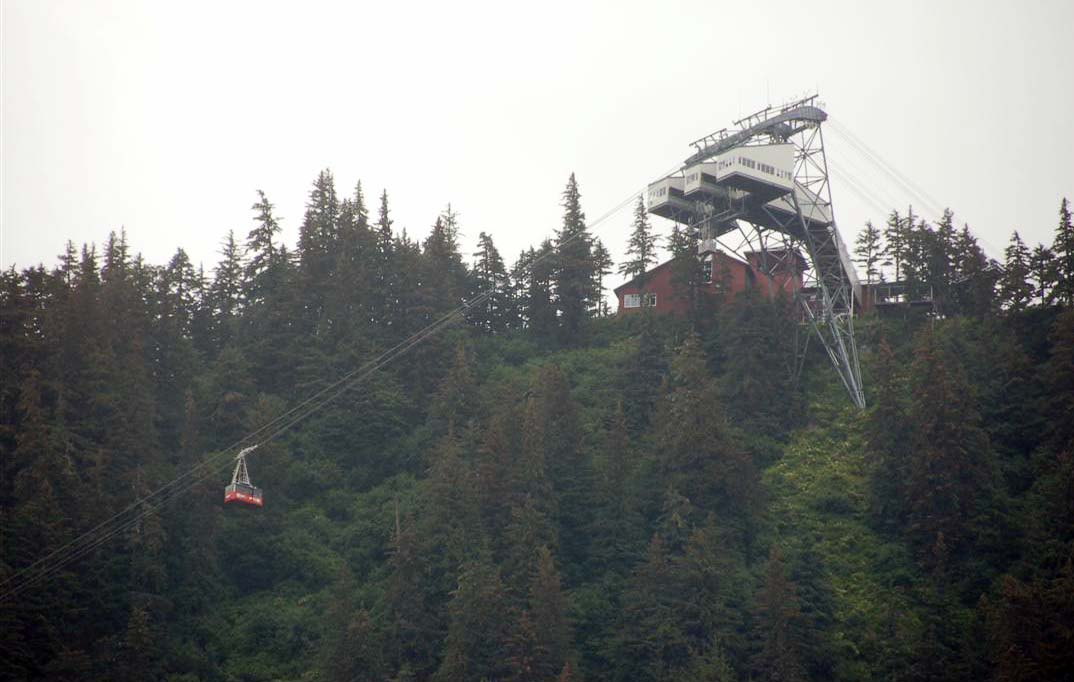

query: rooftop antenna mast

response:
[647,95,865,408]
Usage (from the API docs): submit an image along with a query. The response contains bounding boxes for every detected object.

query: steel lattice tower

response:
[648,95,865,408]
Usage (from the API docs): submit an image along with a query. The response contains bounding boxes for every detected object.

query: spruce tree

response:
[243,189,282,305]
[296,169,340,329]
[329,182,376,343]
[420,212,469,318]
[209,230,244,348]
[653,333,757,513]
[1053,197,1074,306]
[950,224,997,317]
[553,173,598,343]
[525,546,573,678]
[621,313,666,435]
[592,237,614,316]
[751,546,806,682]
[590,402,646,573]
[372,189,398,332]
[470,231,509,333]
[999,230,1033,311]
[429,342,478,435]
[435,557,514,682]
[906,329,996,568]
[385,509,440,678]
[526,241,558,342]
[929,208,959,309]
[854,220,883,285]
[667,222,703,321]
[524,364,590,573]
[1029,243,1057,306]
[883,209,907,281]
[617,533,690,680]
[619,195,659,279]
[865,339,911,528]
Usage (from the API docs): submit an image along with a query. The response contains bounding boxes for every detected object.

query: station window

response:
[702,260,713,283]
[644,293,657,307]
[624,293,641,308]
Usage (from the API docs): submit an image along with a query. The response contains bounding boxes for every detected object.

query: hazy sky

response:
[3,0,1073,277]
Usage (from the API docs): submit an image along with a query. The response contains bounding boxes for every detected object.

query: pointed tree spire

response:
[554,173,598,342]
[619,195,659,279]
[854,220,883,285]
[1053,197,1074,306]
[999,231,1033,311]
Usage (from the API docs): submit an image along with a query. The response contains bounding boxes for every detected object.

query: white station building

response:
[646,141,857,297]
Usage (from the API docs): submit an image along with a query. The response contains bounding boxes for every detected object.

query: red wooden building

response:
[614,248,806,315]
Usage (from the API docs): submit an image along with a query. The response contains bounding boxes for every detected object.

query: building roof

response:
[613,258,679,295]
[612,249,752,295]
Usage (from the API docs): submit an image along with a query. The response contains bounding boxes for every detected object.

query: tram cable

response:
[0,168,675,603]
[828,118,1005,260]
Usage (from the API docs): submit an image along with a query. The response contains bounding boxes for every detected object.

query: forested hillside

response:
[2,172,1073,681]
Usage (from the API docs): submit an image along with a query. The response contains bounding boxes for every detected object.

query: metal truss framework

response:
[659,95,866,409]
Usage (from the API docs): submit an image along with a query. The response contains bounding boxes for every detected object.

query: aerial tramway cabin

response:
[614,247,806,315]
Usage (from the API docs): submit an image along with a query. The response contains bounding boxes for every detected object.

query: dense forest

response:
[1,170,1073,681]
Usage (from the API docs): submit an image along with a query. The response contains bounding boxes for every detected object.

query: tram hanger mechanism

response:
[224,445,263,507]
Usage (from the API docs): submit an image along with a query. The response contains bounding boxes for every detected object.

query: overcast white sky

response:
[3,0,1073,278]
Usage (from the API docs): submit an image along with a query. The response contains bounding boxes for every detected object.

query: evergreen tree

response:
[592,237,614,317]
[1053,197,1074,306]
[930,208,960,310]
[999,230,1033,311]
[420,212,469,318]
[621,313,667,435]
[154,248,202,448]
[619,195,659,279]
[590,402,646,574]
[208,230,244,348]
[243,189,282,304]
[751,546,806,682]
[788,544,837,680]
[372,189,398,333]
[1043,309,1074,455]
[428,342,478,435]
[900,212,932,301]
[323,568,384,682]
[865,339,911,528]
[985,564,1074,681]
[526,241,558,342]
[616,534,690,680]
[674,519,747,661]
[329,181,376,343]
[470,231,510,333]
[241,190,297,394]
[296,169,340,330]
[883,209,908,281]
[118,604,158,682]
[854,220,883,285]
[667,223,704,322]
[1029,243,1057,306]
[553,174,598,343]
[718,290,797,434]
[653,333,757,514]
[524,546,573,679]
[385,508,441,679]
[906,329,997,568]
[950,224,998,317]
[524,364,591,573]
[435,557,514,682]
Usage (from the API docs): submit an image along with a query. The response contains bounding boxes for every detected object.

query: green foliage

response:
[2,178,1072,682]
[619,195,659,280]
